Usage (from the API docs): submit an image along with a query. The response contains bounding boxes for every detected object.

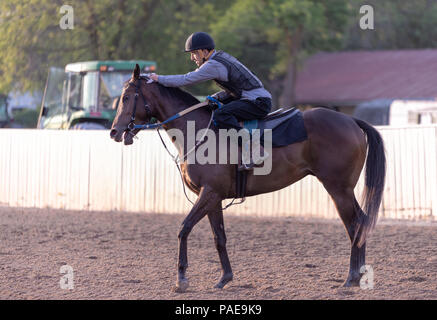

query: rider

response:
[149,32,272,170]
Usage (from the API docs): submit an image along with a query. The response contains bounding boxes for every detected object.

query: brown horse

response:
[110,65,386,292]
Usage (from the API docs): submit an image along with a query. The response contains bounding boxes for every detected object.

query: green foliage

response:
[1,0,437,103]
[212,0,276,82]
[344,0,437,50]
[213,0,350,104]
[0,0,232,96]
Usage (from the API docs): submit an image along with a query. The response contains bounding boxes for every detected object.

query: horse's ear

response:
[132,64,140,80]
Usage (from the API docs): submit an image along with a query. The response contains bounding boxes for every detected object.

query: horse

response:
[110,64,386,292]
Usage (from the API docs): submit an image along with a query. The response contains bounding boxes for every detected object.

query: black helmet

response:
[184,32,215,52]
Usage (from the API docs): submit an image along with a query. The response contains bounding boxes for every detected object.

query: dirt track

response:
[0,207,436,300]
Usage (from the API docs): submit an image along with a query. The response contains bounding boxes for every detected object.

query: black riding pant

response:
[213,97,272,131]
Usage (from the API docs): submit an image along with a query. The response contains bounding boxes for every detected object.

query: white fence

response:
[0,125,436,221]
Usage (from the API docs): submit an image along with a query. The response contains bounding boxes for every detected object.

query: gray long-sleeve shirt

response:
[157,51,272,101]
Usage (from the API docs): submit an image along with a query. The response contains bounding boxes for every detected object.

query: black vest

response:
[210,51,262,99]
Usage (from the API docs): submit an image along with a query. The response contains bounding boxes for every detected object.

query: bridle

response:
[126,77,152,135]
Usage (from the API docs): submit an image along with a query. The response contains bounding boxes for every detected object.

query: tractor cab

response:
[0,94,10,128]
[37,60,156,129]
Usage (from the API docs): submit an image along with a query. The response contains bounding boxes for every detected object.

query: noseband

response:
[127,78,152,133]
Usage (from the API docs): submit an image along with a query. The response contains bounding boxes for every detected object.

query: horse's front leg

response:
[174,185,221,293]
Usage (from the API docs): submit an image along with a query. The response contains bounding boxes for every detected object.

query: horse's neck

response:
[157,95,212,156]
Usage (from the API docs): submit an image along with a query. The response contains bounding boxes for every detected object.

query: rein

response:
[127,78,242,209]
[127,77,214,162]
[132,101,209,130]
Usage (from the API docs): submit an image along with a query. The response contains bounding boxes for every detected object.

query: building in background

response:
[295,49,437,125]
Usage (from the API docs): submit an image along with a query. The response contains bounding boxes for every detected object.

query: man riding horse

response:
[149,31,272,170]
[111,48,386,291]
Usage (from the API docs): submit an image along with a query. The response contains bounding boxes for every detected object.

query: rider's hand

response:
[149,73,159,82]
[206,95,221,110]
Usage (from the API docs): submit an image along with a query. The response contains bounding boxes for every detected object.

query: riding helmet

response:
[184,32,215,52]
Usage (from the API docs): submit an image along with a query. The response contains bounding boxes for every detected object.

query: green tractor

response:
[0,94,10,128]
[37,60,157,129]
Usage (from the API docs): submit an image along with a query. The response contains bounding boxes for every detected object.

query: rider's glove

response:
[206,95,222,111]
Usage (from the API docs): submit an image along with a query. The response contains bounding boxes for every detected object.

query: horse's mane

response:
[124,77,200,106]
[156,83,200,106]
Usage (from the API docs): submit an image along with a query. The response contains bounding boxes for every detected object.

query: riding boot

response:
[238,139,251,171]
[238,138,270,171]
[252,138,269,165]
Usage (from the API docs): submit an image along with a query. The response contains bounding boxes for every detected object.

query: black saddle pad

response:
[243,107,308,147]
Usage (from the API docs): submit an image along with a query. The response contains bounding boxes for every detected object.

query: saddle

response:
[239,107,300,134]
[235,107,307,201]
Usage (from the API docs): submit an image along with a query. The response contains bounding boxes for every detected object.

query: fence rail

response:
[0,125,436,220]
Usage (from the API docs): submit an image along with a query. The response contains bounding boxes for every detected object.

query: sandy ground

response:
[0,207,436,300]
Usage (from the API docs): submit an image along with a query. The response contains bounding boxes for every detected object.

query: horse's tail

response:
[353,118,386,248]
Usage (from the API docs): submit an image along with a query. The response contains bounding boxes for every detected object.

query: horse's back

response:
[302,107,367,182]
[303,107,361,136]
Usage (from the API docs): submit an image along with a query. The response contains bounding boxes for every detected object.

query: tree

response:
[344,0,437,50]
[0,0,119,93]
[3,0,437,106]
[0,0,232,97]
[213,0,350,107]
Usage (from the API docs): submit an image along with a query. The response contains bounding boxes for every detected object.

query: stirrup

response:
[238,150,270,171]
[253,152,269,165]
[238,161,255,171]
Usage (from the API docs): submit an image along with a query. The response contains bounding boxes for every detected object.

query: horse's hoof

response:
[214,273,233,289]
[343,276,361,287]
[173,279,189,293]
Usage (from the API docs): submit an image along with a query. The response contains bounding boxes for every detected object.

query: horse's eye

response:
[123,96,129,102]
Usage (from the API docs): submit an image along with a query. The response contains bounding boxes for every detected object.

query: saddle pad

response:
[242,119,258,133]
[265,109,308,147]
[242,108,308,148]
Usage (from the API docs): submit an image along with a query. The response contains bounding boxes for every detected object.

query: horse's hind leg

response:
[207,207,233,289]
[324,185,366,287]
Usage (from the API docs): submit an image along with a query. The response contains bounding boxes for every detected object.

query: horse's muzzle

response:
[110,128,123,142]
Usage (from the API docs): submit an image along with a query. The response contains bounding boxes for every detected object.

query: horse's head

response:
[110,64,156,145]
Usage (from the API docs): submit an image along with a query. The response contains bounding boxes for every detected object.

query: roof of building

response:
[295,49,437,106]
